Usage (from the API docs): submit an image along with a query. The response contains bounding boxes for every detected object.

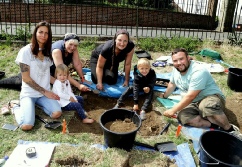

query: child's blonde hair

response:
[137,58,151,68]
[55,64,69,78]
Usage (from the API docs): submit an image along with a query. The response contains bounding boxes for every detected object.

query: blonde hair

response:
[64,33,80,45]
[137,58,151,68]
[55,64,69,78]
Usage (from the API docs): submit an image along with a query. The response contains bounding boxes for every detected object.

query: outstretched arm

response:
[160,81,176,98]
[163,90,201,117]
[52,49,90,92]
[123,48,134,86]
[96,54,106,91]
[72,49,84,78]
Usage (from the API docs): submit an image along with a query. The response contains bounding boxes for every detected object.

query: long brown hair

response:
[111,29,130,71]
[31,21,52,59]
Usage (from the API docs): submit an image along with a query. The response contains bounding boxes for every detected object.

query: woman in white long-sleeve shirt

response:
[52,64,94,124]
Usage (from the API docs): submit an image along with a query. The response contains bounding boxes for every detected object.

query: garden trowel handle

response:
[160,122,171,135]
[35,115,48,124]
[133,141,155,149]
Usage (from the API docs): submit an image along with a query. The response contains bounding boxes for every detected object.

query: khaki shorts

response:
[177,94,225,125]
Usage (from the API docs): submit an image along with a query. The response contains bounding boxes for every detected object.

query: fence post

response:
[136,2,139,42]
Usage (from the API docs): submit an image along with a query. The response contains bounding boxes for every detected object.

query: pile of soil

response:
[104,118,138,133]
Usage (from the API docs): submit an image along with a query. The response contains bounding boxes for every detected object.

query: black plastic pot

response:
[99,109,141,151]
[227,68,242,92]
[199,130,242,167]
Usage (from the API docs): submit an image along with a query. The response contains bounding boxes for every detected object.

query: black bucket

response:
[99,108,141,151]
[199,130,242,167]
[227,68,242,92]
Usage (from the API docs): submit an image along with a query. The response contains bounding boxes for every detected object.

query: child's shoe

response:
[140,110,146,120]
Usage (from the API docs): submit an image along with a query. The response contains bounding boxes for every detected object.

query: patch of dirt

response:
[55,156,89,166]
[68,91,167,136]
[224,92,242,130]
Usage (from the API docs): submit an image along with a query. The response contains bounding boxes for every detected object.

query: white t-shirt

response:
[15,44,53,98]
[52,80,77,107]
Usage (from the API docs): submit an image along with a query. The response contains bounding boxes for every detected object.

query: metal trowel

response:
[133,141,177,152]
[35,115,62,129]
[154,141,177,152]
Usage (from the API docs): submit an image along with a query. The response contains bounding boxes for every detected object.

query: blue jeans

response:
[62,96,87,119]
[14,96,62,127]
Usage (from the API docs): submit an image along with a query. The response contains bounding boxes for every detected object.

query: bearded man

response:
[160,48,241,137]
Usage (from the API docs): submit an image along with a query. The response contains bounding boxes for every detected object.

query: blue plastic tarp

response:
[82,68,180,98]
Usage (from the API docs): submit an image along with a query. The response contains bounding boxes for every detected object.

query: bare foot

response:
[82,118,94,124]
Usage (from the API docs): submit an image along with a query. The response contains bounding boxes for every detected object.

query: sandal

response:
[0,100,20,115]
[152,61,166,67]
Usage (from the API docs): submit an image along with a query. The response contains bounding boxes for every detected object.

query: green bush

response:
[79,37,98,51]
[0,25,32,44]
[137,35,202,52]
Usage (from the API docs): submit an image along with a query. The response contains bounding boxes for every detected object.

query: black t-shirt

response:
[91,40,135,72]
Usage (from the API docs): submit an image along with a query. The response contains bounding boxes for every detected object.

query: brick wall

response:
[0,3,216,29]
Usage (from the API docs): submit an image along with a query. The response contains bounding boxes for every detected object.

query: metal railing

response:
[0,0,241,43]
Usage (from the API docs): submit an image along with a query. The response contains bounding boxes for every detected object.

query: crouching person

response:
[114,58,156,120]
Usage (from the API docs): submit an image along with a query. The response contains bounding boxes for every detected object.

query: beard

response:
[175,62,190,73]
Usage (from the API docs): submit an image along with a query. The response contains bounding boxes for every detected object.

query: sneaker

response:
[140,110,146,120]
[229,124,242,140]
[231,124,240,132]
[230,131,242,140]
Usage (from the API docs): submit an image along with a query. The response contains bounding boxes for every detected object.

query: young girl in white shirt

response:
[52,64,94,124]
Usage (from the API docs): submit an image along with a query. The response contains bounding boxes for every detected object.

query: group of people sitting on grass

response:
[0,21,241,139]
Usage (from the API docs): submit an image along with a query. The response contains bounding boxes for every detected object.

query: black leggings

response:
[90,61,118,85]
[0,73,22,90]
